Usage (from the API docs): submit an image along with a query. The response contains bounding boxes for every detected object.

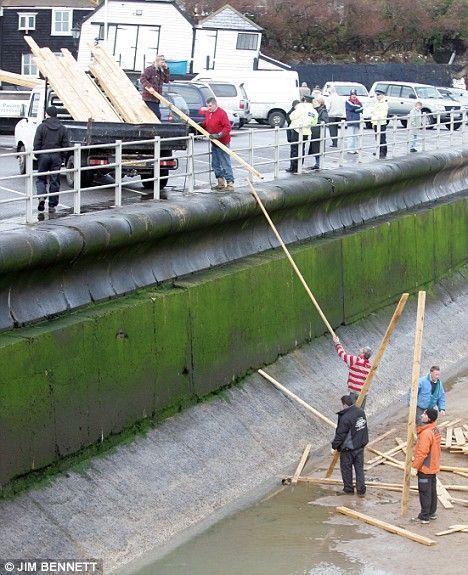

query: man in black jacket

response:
[33,106,69,213]
[332,395,369,497]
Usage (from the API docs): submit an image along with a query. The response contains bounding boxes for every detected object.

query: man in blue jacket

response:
[332,395,369,497]
[415,366,446,425]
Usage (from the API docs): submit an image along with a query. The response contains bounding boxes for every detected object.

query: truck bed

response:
[64,120,188,150]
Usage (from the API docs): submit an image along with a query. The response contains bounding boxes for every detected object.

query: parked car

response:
[367,81,463,129]
[160,92,190,122]
[196,80,252,127]
[436,87,468,111]
[321,81,372,120]
[162,81,239,129]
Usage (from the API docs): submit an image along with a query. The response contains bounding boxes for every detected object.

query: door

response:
[136,26,160,71]
[114,25,138,70]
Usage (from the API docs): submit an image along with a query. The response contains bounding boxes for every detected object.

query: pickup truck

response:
[0,89,30,133]
[15,85,188,189]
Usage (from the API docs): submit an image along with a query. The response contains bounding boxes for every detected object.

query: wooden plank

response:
[337,506,436,546]
[435,525,468,536]
[291,444,312,485]
[60,49,121,122]
[454,427,466,446]
[436,477,454,509]
[451,497,468,506]
[367,428,397,448]
[325,294,409,478]
[401,291,426,516]
[0,69,42,88]
[452,470,468,479]
[366,443,406,468]
[258,370,337,428]
[440,465,468,473]
[446,427,453,448]
[288,476,418,492]
[89,43,159,124]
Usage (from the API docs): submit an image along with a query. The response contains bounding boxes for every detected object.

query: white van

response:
[193,70,300,127]
[200,81,252,127]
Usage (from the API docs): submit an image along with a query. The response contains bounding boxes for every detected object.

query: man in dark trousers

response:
[140,54,171,120]
[33,105,69,213]
[332,394,369,497]
[412,408,441,524]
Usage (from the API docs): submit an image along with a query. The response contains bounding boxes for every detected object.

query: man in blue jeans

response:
[33,106,69,213]
[201,97,234,192]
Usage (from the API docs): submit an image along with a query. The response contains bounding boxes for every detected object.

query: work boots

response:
[225,182,235,192]
[212,177,226,191]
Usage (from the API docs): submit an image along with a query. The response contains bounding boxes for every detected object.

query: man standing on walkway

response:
[415,366,446,425]
[140,54,171,120]
[333,335,372,407]
[201,97,234,192]
[327,86,342,148]
[370,90,388,158]
[412,408,441,524]
[33,106,69,214]
[332,395,369,497]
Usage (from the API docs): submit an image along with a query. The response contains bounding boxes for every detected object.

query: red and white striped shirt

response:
[335,343,371,393]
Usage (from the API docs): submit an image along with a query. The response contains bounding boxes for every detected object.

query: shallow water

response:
[131,484,370,575]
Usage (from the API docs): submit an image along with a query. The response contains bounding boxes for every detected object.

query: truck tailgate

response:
[64,121,188,150]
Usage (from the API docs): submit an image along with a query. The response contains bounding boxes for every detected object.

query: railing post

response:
[114,140,122,206]
[73,144,81,215]
[297,126,304,175]
[339,119,346,167]
[273,126,280,179]
[25,148,34,224]
[248,128,254,168]
[436,112,441,149]
[375,123,381,158]
[422,112,427,152]
[153,136,161,200]
[358,117,364,162]
[449,111,454,148]
[462,110,467,147]
[319,122,325,168]
[186,133,195,193]
[391,115,398,158]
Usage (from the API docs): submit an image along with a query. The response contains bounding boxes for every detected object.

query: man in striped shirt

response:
[333,335,372,407]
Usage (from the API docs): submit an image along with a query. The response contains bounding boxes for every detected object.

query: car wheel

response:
[17,144,26,175]
[421,110,436,129]
[65,155,95,188]
[365,122,372,130]
[141,168,169,190]
[445,122,461,131]
[400,119,407,128]
[268,110,286,128]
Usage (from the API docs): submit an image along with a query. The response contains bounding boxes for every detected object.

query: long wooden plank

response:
[337,506,436,546]
[452,470,468,479]
[288,476,418,492]
[367,446,404,468]
[436,525,468,536]
[291,444,312,485]
[366,443,406,468]
[440,465,468,473]
[451,497,468,506]
[445,427,453,448]
[325,294,409,478]
[60,49,121,122]
[454,427,466,446]
[0,69,42,88]
[258,369,336,428]
[401,291,426,516]
[89,43,159,124]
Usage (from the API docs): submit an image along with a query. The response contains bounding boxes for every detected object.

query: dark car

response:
[162,81,216,125]
[160,92,190,122]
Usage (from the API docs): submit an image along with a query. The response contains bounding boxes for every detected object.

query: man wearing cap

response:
[412,408,441,523]
[333,335,372,408]
[33,105,69,213]
[332,395,369,497]
[370,90,389,158]
[414,365,446,425]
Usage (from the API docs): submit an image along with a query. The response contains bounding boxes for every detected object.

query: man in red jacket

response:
[412,408,441,524]
[201,97,234,192]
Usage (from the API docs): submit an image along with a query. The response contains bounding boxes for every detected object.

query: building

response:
[77,1,287,74]
[0,0,95,80]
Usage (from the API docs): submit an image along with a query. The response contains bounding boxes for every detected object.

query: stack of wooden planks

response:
[89,43,159,124]
[23,37,159,124]
[443,422,468,456]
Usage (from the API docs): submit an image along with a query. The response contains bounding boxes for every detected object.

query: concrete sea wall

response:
[0,148,467,486]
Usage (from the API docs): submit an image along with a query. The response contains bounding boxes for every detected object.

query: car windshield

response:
[415,86,440,99]
[334,85,368,97]
[210,84,237,97]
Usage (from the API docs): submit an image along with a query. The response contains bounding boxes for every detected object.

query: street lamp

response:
[71,24,81,46]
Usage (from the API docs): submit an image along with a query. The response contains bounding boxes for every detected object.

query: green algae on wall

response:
[0,197,466,487]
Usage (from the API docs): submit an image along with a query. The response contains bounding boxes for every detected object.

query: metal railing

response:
[0,109,466,224]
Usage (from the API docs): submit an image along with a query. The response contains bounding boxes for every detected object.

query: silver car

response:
[368,81,463,129]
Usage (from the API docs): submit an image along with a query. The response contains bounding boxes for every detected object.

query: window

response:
[388,85,402,98]
[210,83,237,97]
[29,93,41,118]
[18,13,36,31]
[374,83,388,95]
[52,9,72,35]
[22,54,38,77]
[400,86,414,99]
[236,33,258,51]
